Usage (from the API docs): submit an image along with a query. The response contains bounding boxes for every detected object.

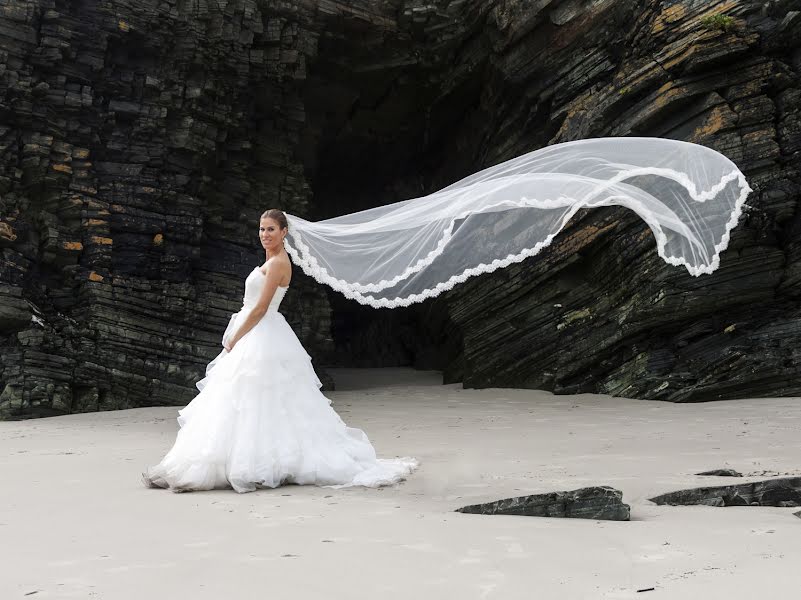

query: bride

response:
[143,137,750,493]
[142,209,419,493]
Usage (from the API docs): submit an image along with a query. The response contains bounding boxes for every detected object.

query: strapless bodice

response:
[242,267,288,312]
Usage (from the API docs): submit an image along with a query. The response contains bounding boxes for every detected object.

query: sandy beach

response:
[1,367,799,599]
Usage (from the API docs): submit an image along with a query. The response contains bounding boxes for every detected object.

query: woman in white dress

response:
[143,138,751,493]
[142,209,419,493]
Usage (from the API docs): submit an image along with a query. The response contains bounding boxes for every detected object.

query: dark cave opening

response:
[299,25,489,377]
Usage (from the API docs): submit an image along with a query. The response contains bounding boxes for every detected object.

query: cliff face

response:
[434,0,801,401]
[0,0,334,417]
[0,0,799,417]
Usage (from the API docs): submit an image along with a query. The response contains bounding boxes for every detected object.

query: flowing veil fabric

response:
[284,137,752,309]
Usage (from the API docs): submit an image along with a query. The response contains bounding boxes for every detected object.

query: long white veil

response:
[284,137,752,309]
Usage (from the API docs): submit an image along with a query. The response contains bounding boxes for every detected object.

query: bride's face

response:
[259,217,286,252]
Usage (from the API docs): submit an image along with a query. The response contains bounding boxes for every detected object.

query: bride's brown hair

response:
[261,209,288,230]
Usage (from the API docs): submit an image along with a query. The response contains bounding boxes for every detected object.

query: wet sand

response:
[1,367,799,599]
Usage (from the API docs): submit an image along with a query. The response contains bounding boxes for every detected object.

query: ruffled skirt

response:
[142,308,418,493]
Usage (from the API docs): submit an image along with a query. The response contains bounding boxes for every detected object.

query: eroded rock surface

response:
[649,477,801,507]
[1,0,800,417]
[0,0,336,417]
[695,469,744,477]
[456,486,631,520]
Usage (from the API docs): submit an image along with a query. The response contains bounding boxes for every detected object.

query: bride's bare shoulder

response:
[261,253,292,281]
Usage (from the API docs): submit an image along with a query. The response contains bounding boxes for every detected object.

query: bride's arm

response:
[225,266,282,351]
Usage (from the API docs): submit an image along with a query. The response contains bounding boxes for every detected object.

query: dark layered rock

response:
[456,486,631,520]
[695,469,743,477]
[1,0,800,418]
[649,477,801,507]
[429,0,801,400]
[296,0,801,401]
[0,0,335,417]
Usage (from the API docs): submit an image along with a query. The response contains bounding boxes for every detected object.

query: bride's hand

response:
[224,337,236,352]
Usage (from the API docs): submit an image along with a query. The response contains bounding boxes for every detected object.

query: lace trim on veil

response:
[285,168,751,309]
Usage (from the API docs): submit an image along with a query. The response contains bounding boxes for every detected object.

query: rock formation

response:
[435,0,801,402]
[456,486,631,520]
[0,0,334,417]
[0,0,799,417]
[649,477,801,507]
[695,469,743,477]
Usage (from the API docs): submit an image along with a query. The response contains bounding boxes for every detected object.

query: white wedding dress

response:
[143,266,419,493]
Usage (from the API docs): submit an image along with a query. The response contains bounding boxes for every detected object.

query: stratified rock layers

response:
[0,0,333,417]
[456,486,631,520]
[437,1,801,402]
[1,0,799,417]
[649,477,801,507]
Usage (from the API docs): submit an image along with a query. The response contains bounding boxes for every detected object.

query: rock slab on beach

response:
[649,477,801,507]
[695,469,744,477]
[456,486,631,520]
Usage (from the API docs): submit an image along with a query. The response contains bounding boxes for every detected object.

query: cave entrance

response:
[300,20,486,377]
